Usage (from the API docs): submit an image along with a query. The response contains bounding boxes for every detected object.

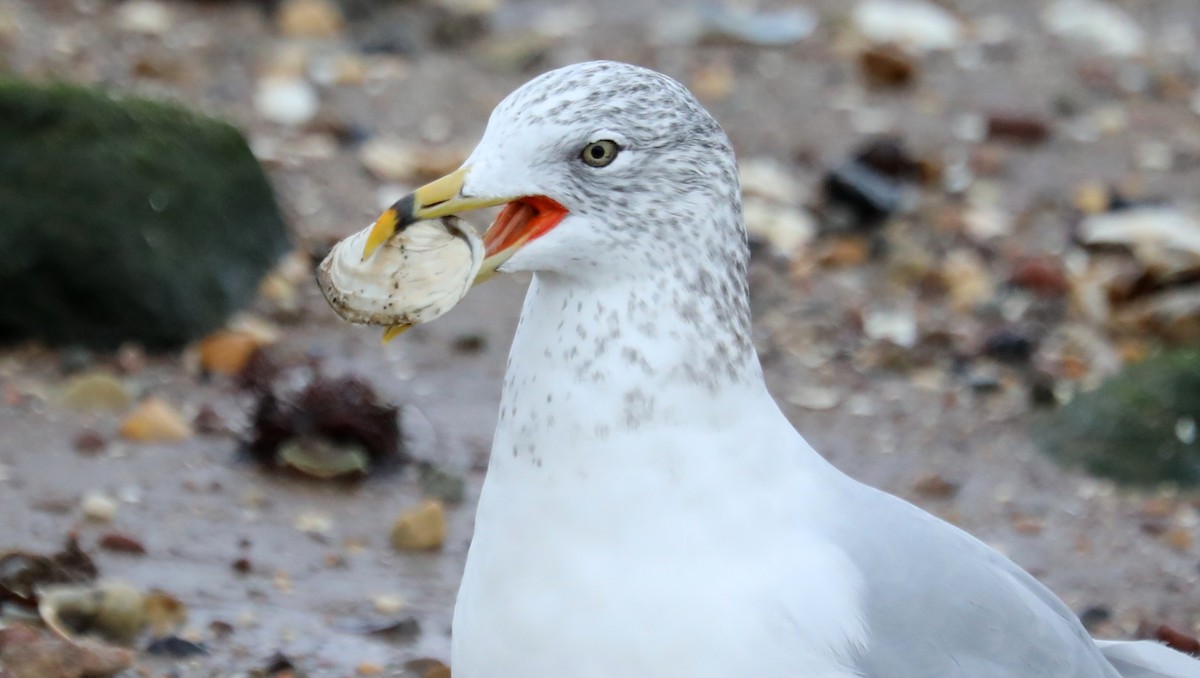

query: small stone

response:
[853,0,962,52]
[294,511,334,537]
[985,113,1052,144]
[58,371,132,413]
[357,663,385,676]
[98,534,146,555]
[115,0,173,35]
[145,636,207,658]
[372,593,406,615]
[942,248,994,311]
[278,438,371,479]
[913,472,959,499]
[277,0,344,39]
[818,236,872,267]
[1135,141,1173,173]
[858,45,917,88]
[690,61,735,102]
[359,137,418,182]
[983,329,1035,364]
[74,429,108,455]
[863,307,918,348]
[743,199,816,258]
[391,500,446,552]
[143,590,188,637]
[197,330,271,377]
[1009,255,1070,297]
[786,385,841,411]
[419,465,467,504]
[962,203,1012,241]
[1163,528,1193,552]
[115,343,146,375]
[119,398,193,443]
[81,492,118,522]
[255,77,319,127]
[1010,513,1045,535]
[1043,0,1145,57]
[1074,183,1110,214]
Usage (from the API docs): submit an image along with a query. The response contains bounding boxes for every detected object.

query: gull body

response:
[384,62,1199,678]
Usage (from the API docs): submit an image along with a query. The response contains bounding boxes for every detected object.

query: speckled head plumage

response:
[462,61,748,283]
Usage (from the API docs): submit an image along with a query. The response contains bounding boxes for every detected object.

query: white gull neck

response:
[490,258,767,471]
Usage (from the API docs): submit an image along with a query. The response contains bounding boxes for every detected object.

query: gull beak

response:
[364,165,569,343]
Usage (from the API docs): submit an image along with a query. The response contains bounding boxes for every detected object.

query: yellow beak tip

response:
[381,324,410,344]
[362,210,399,260]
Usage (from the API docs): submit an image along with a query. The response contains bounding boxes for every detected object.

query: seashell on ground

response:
[317,216,482,327]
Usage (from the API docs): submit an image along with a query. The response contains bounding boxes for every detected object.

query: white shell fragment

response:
[318,216,483,327]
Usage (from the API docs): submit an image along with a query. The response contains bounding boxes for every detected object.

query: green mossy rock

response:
[0,80,290,349]
[1034,350,1200,487]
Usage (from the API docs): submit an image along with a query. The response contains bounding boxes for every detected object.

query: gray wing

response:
[829,482,1122,678]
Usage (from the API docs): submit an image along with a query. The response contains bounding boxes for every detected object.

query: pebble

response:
[115,0,173,35]
[1009,255,1070,298]
[1073,183,1110,214]
[1043,0,1145,58]
[859,45,917,88]
[277,0,344,39]
[985,113,1052,144]
[852,0,962,52]
[743,198,816,258]
[359,137,418,182]
[371,593,406,615]
[863,306,918,348]
[942,248,994,311]
[391,500,446,551]
[913,472,959,499]
[983,329,1036,364]
[58,371,132,414]
[654,5,817,47]
[81,492,118,522]
[119,398,194,443]
[1135,141,1173,173]
[254,77,319,127]
[294,511,334,537]
[787,385,841,411]
[197,330,271,377]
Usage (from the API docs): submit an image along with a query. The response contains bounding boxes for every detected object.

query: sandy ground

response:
[1,0,1199,675]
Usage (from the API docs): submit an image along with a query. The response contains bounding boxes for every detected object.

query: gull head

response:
[362,61,745,283]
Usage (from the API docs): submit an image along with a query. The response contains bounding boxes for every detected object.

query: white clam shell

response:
[318,216,483,326]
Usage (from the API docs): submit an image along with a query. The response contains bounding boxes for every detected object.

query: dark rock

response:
[820,162,904,232]
[859,46,917,88]
[1034,350,1200,487]
[818,137,920,233]
[145,635,208,658]
[983,328,1035,364]
[1078,605,1111,632]
[985,112,1052,144]
[0,80,290,349]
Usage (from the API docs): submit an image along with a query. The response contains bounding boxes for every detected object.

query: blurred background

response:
[0,0,1198,675]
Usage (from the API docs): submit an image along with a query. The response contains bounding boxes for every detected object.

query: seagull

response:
[364,61,1200,677]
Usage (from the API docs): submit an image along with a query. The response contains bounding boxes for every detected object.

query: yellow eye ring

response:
[581,140,619,167]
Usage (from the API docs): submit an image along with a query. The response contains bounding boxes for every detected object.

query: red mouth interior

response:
[483,196,569,258]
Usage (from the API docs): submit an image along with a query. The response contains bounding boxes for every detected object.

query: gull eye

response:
[581,140,619,168]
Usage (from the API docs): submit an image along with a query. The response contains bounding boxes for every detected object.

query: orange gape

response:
[484,196,569,258]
